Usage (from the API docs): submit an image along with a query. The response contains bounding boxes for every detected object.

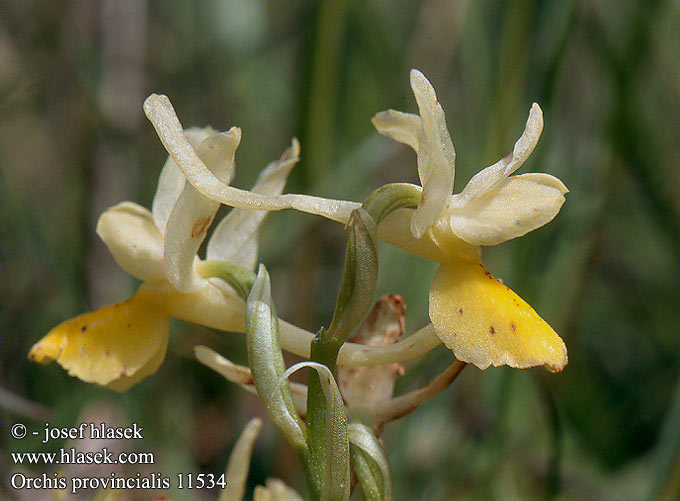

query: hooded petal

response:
[429,259,567,372]
[371,109,421,152]
[28,287,170,391]
[152,127,223,234]
[454,103,544,206]
[446,172,568,246]
[96,202,165,283]
[206,138,300,272]
[163,128,241,293]
[143,94,358,224]
[409,69,456,239]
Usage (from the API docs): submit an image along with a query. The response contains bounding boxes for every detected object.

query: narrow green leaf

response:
[325,208,378,347]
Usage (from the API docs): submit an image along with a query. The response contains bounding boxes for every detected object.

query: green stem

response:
[304,337,340,499]
[305,208,379,500]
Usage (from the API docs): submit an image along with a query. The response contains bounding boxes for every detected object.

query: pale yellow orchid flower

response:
[372,70,568,371]
[29,127,300,391]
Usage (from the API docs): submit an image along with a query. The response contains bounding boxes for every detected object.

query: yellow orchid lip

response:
[429,258,567,372]
[28,288,170,392]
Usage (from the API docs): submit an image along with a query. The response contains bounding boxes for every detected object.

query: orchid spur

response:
[29,127,299,391]
[142,70,568,372]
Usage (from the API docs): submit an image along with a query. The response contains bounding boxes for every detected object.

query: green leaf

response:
[325,208,378,348]
[281,362,350,501]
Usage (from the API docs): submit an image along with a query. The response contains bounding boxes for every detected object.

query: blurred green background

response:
[1,0,679,499]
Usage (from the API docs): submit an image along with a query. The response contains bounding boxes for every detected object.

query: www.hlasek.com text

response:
[12,447,154,466]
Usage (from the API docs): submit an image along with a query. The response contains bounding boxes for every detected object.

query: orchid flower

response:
[29,127,299,391]
[371,70,568,371]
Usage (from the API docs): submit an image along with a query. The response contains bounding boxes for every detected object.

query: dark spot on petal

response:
[489,326,495,335]
[126,323,131,328]
[105,350,110,356]
[119,368,128,377]
[80,325,88,332]
[457,308,463,317]
[510,322,516,332]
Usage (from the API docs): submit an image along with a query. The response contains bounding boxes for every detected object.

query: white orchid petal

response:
[409,69,456,239]
[96,202,165,283]
[164,130,241,293]
[163,131,240,291]
[151,156,185,235]
[152,127,219,234]
[371,110,422,152]
[509,103,544,174]
[206,139,299,271]
[143,94,358,224]
[448,173,568,246]
[456,103,544,205]
[513,172,568,193]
